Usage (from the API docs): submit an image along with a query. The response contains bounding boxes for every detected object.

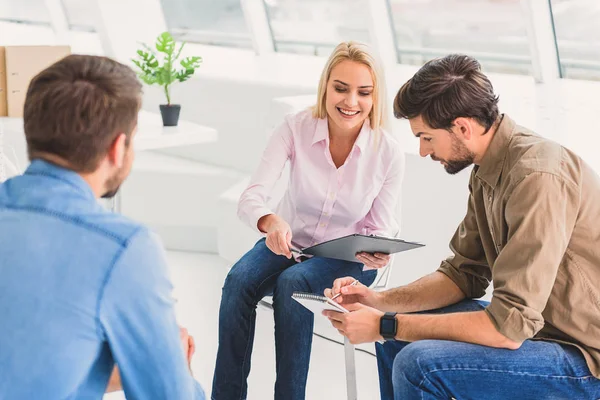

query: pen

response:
[331,279,359,301]
[290,246,304,256]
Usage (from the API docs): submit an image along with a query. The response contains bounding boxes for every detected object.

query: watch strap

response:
[380,312,398,341]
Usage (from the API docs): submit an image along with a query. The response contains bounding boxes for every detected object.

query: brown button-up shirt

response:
[438,114,600,378]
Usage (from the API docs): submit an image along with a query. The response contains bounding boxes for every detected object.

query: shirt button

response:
[323,212,329,216]
[320,223,326,227]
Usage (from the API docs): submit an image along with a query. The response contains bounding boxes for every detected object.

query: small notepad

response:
[292,292,349,314]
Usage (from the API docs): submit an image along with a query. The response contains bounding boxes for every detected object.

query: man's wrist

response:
[394,314,404,341]
[372,291,385,310]
[379,312,398,341]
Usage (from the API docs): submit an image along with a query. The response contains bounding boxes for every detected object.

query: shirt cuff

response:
[484,297,545,343]
[245,207,274,234]
[437,261,480,298]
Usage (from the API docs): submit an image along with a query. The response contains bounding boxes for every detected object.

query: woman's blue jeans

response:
[212,238,376,400]
[376,299,600,400]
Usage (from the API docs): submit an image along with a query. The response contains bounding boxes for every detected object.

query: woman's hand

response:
[356,252,390,269]
[258,214,293,258]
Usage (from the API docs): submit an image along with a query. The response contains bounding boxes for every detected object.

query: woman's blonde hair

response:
[312,41,388,131]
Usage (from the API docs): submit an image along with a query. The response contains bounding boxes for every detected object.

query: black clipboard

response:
[296,234,424,263]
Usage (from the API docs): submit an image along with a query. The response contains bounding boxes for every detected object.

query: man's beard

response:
[101,169,125,199]
[101,186,121,199]
[433,132,475,175]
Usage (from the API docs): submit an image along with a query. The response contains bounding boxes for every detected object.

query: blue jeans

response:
[376,300,600,400]
[212,238,376,400]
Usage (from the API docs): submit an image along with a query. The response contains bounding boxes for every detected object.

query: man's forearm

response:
[395,309,521,350]
[379,271,466,313]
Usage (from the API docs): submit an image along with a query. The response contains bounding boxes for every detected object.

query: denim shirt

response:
[0,160,205,399]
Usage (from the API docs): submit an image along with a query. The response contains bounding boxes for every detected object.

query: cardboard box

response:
[5,46,71,117]
[0,47,7,117]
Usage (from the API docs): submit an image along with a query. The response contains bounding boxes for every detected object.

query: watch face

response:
[381,317,396,335]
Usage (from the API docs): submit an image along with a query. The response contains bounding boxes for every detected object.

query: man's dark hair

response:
[24,54,143,173]
[393,54,499,132]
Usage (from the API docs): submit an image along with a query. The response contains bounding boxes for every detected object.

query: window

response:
[387,0,532,75]
[550,0,600,81]
[0,1,53,45]
[264,0,371,56]
[61,0,97,32]
[160,0,252,49]
[0,1,103,53]
[0,0,51,25]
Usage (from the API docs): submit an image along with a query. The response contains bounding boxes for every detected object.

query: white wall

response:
[141,77,315,173]
[145,44,600,297]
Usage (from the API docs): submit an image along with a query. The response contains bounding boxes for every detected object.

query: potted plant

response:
[132,31,202,126]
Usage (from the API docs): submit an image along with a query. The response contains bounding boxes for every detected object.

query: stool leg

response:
[344,337,358,400]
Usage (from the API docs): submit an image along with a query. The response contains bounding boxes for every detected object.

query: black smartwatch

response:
[379,312,398,341]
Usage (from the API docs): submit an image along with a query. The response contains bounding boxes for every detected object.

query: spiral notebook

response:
[292,292,349,314]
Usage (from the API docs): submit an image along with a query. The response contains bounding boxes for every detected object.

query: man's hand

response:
[105,366,122,393]
[258,214,293,258]
[356,252,390,269]
[324,276,383,309]
[323,303,384,344]
[105,327,195,393]
[179,326,196,373]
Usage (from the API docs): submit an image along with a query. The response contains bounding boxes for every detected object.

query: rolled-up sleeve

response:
[484,172,579,342]
[237,118,294,232]
[437,182,491,299]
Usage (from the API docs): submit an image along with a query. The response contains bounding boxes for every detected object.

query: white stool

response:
[258,261,394,400]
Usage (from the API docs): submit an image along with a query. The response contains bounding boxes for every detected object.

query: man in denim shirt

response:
[0,55,205,399]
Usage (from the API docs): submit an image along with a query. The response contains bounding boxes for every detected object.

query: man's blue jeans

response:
[376,300,600,400]
[212,238,376,400]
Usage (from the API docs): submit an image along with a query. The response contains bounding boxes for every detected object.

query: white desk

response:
[0,111,218,212]
[0,110,218,151]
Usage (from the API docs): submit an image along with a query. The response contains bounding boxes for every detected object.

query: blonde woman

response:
[212,42,404,400]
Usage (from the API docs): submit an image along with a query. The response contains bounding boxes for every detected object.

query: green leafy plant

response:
[132,31,202,105]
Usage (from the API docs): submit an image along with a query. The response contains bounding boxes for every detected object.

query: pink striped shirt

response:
[238,109,404,250]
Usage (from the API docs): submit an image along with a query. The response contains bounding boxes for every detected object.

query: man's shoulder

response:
[81,211,152,248]
[0,173,147,244]
[506,128,566,179]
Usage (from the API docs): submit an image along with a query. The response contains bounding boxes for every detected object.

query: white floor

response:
[104,251,381,400]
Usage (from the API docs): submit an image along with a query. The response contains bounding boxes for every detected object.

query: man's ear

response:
[452,117,474,140]
[106,133,127,168]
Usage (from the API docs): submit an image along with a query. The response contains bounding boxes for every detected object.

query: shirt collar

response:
[312,117,372,154]
[24,159,96,200]
[475,114,515,189]
[312,117,329,146]
[353,119,371,154]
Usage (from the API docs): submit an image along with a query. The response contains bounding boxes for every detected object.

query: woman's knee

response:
[222,262,250,292]
[279,267,311,289]
[222,241,273,292]
[221,258,265,305]
[272,268,311,302]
